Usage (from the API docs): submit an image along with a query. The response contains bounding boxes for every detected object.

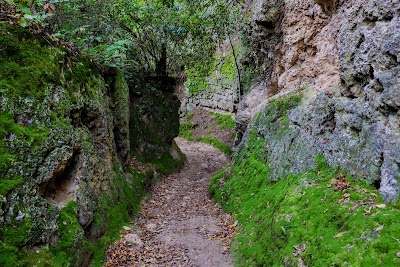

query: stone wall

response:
[183,87,238,114]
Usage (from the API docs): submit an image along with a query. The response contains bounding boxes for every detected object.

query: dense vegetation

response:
[6,0,242,77]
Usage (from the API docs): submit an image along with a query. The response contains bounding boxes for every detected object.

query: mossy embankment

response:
[179,110,235,155]
[0,23,184,266]
[209,96,400,266]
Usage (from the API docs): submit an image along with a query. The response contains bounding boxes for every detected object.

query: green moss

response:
[90,168,147,266]
[0,242,20,267]
[129,82,180,158]
[179,118,232,155]
[0,23,147,267]
[211,112,235,130]
[0,111,49,175]
[185,113,194,120]
[0,219,35,267]
[186,50,238,95]
[0,111,47,196]
[186,73,210,95]
[186,55,216,95]
[0,219,33,248]
[0,177,23,196]
[242,65,258,93]
[136,145,186,176]
[153,151,186,175]
[0,24,64,98]
[263,95,303,122]
[194,136,232,155]
[210,129,400,266]
[220,52,236,79]
[53,202,84,254]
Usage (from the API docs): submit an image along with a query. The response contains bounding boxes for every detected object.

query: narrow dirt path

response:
[105,138,234,267]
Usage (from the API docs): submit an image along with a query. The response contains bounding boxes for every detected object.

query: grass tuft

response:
[211,112,235,130]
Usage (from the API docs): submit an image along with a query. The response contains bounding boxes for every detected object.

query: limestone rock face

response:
[0,23,131,264]
[0,24,183,265]
[238,0,400,202]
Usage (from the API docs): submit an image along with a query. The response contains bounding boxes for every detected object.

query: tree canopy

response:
[5,0,243,80]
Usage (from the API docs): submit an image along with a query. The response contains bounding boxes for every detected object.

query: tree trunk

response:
[228,34,243,102]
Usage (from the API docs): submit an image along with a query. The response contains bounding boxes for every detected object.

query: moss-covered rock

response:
[211,129,400,267]
[0,23,154,266]
[129,78,185,174]
[183,46,239,114]
[213,92,400,266]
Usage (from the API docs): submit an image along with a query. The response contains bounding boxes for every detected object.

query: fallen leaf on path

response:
[373,225,384,233]
[293,244,306,257]
[364,206,373,215]
[335,232,346,238]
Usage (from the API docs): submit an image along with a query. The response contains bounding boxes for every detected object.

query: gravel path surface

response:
[105,138,234,267]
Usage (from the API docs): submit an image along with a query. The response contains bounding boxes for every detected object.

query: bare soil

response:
[104,138,235,267]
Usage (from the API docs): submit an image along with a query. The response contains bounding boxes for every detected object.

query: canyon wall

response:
[236,0,400,202]
[0,24,184,266]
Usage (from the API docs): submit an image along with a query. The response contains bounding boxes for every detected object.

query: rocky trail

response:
[105,138,235,267]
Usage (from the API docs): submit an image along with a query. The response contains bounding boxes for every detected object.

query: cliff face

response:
[0,24,183,266]
[237,0,400,202]
[181,43,240,115]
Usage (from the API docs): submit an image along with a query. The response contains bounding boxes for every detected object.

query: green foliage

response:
[4,0,53,27]
[211,112,235,130]
[186,55,216,94]
[52,0,241,76]
[220,52,236,79]
[210,132,400,266]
